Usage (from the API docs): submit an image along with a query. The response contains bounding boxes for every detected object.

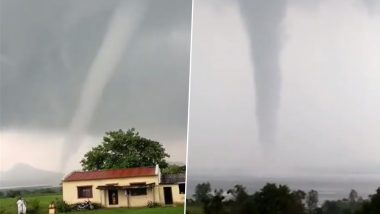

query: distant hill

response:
[0,163,64,189]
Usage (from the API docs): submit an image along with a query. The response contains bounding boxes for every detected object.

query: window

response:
[129,188,147,196]
[77,186,93,198]
[179,183,185,194]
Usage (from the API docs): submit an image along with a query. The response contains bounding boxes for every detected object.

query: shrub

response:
[147,201,161,208]
[26,199,40,214]
[54,199,72,212]
[91,203,102,209]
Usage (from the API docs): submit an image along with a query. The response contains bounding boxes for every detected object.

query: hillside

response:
[0,163,63,188]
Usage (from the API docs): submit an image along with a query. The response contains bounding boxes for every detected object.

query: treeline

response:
[186,182,380,214]
[0,187,61,198]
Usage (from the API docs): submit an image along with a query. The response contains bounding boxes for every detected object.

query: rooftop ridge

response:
[62,166,157,182]
[77,166,156,173]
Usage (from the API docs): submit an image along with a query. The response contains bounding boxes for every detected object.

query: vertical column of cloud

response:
[59,0,147,172]
[238,0,287,147]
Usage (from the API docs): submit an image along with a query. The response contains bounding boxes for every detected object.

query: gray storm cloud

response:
[238,0,287,146]
[60,0,147,171]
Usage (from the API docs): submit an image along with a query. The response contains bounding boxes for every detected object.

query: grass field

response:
[185,205,203,214]
[70,207,184,214]
[0,194,61,214]
[0,195,184,214]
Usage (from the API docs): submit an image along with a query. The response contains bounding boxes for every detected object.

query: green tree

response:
[322,201,340,214]
[306,189,319,214]
[253,183,305,214]
[228,185,249,202]
[80,128,170,170]
[349,189,358,203]
[356,187,380,214]
[193,182,212,203]
[205,189,227,214]
[228,185,256,214]
[161,164,186,175]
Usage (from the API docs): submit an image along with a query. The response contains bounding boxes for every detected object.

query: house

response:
[62,165,185,208]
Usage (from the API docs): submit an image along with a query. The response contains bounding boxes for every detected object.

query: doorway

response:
[108,189,118,205]
[163,187,173,205]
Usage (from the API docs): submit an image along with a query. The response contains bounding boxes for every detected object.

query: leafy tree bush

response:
[349,189,359,203]
[356,187,380,214]
[253,183,305,214]
[147,201,161,208]
[81,128,169,170]
[322,201,340,214]
[306,189,319,213]
[193,182,212,204]
[195,183,305,214]
[161,164,186,175]
[91,203,103,209]
[204,189,227,214]
[227,185,255,214]
[54,199,72,212]
[26,199,40,214]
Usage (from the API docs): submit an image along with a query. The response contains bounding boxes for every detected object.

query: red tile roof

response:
[63,167,156,182]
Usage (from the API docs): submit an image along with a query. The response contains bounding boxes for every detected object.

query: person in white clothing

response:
[16,197,27,214]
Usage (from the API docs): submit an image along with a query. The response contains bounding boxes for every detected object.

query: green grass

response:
[0,195,184,214]
[0,194,62,214]
[185,205,203,214]
[70,207,184,214]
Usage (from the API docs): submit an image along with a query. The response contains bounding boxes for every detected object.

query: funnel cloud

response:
[238,0,287,146]
[60,0,147,171]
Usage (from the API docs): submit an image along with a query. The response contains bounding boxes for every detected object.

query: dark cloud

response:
[0,0,191,141]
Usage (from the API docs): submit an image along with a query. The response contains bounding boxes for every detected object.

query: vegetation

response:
[80,128,170,170]
[306,189,318,213]
[0,194,183,214]
[355,187,380,214]
[68,207,183,214]
[0,187,61,198]
[54,198,72,212]
[26,199,41,214]
[187,183,380,214]
[147,201,161,208]
[0,194,61,214]
[161,164,186,175]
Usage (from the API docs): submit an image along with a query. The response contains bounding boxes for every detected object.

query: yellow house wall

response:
[128,188,155,207]
[62,176,159,207]
[158,184,185,205]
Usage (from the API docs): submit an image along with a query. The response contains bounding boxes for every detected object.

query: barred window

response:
[130,188,147,196]
[77,186,93,198]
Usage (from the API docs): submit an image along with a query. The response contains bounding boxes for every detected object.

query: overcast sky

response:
[187,0,380,179]
[0,0,192,173]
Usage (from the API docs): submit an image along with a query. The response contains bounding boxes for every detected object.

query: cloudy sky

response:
[187,0,380,179]
[0,0,192,173]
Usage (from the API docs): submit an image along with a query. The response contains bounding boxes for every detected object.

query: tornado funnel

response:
[238,0,287,146]
[59,0,147,172]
